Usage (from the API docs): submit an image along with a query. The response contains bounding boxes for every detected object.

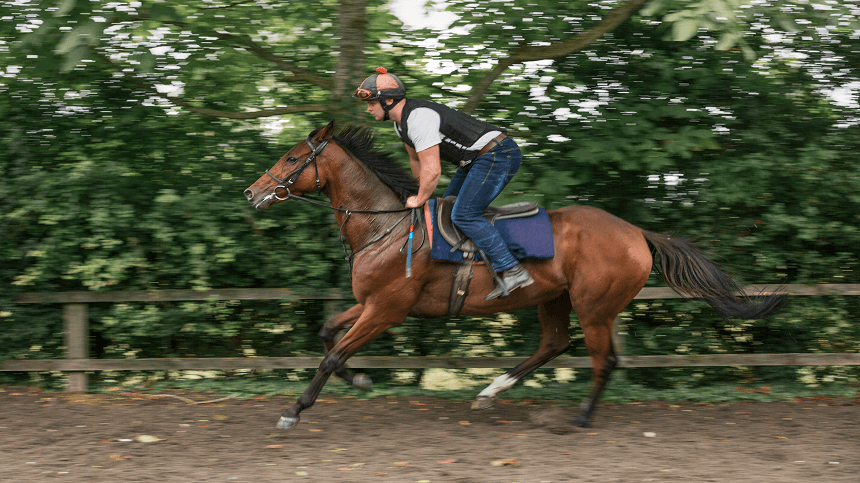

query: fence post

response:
[63,303,88,392]
[612,316,626,357]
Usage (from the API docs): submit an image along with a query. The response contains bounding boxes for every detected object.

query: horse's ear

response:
[310,120,336,142]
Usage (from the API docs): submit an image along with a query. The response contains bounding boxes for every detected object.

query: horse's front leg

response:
[318,304,373,391]
[277,303,410,430]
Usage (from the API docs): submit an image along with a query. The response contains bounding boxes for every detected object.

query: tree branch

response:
[198,0,257,10]
[156,20,333,90]
[462,0,650,114]
[95,52,327,119]
[164,98,329,119]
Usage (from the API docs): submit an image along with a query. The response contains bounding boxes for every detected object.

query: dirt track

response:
[0,388,857,482]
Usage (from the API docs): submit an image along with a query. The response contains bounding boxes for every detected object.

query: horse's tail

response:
[642,230,786,320]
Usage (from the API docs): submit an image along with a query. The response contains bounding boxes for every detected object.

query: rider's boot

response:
[485,264,534,300]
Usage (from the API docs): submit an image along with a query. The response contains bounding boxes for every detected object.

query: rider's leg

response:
[447,139,533,299]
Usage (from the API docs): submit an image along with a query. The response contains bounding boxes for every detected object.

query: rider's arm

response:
[405,143,421,179]
[404,143,441,208]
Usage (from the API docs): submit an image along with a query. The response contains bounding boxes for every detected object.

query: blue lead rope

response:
[406,208,416,278]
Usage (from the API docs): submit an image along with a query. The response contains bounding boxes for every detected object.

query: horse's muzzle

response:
[244,188,274,209]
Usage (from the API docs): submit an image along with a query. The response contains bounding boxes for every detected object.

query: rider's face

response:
[366,100,387,121]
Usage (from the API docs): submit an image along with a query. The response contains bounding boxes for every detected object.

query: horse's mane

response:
[333,127,419,203]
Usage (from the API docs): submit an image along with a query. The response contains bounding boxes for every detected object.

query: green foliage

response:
[1,0,858,394]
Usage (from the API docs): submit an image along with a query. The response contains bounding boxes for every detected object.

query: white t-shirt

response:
[397,108,501,154]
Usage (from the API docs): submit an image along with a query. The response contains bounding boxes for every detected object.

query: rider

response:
[353,67,533,299]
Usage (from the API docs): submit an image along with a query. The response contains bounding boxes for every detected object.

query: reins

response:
[263,137,426,277]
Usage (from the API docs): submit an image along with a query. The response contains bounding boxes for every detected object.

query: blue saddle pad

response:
[427,198,555,263]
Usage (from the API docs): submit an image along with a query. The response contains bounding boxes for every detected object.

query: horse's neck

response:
[325,157,406,252]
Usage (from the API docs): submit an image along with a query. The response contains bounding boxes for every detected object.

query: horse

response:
[243,121,786,430]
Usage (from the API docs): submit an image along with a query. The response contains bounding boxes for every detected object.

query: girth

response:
[435,196,539,316]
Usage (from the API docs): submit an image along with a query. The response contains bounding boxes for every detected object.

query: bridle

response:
[255,136,425,275]
[263,137,328,202]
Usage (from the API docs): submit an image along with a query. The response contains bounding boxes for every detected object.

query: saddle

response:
[435,196,539,316]
[436,196,540,253]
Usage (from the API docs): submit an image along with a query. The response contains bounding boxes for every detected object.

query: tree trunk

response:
[334,0,368,121]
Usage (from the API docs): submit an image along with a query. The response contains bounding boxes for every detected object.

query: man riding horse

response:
[354,67,533,300]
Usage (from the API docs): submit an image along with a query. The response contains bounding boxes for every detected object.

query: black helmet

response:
[353,67,406,101]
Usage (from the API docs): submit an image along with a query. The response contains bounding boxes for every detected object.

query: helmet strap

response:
[381,98,403,121]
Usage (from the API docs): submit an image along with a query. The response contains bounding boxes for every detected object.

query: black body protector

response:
[395,99,507,167]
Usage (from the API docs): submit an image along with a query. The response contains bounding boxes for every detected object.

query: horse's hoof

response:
[572,415,590,428]
[353,373,373,392]
[276,415,300,430]
[471,396,495,410]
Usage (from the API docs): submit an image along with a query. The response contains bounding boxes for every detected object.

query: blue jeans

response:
[443,137,522,272]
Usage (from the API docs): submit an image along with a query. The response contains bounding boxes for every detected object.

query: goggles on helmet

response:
[354,87,375,100]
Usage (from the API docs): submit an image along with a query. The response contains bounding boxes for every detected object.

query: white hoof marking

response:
[477,374,518,399]
[276,416,299,430]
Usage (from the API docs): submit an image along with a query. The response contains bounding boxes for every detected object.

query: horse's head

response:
[244,121,336,209]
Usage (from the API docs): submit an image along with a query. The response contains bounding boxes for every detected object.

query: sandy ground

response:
[0,387,858,482]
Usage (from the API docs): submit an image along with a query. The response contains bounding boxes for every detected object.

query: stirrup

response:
[485,265,534,300]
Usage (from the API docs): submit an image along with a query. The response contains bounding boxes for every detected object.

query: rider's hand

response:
[405,196,424,209]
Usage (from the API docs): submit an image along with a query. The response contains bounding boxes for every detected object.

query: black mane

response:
[333,127,419,203]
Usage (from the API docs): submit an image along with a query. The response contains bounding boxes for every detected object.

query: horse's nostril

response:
[244,189,253,201]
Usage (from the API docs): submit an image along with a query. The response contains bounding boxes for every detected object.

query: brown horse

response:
[244,121,785,430]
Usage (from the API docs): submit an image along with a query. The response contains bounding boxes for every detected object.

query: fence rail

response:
[5,284,860,392]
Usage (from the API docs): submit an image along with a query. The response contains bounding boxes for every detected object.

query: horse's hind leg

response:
[318,304,372,390]
[571,309,619,428]
[472,294,572,409]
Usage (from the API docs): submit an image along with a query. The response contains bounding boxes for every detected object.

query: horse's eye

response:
[285,156,299,165]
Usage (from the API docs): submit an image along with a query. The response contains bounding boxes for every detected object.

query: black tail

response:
[642,231,786,320]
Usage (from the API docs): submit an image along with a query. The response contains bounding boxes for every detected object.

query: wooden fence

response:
[4,284,860,392]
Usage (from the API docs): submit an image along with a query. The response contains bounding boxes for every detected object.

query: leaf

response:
[136,435,163,443]
[458,421,471,426]
[139,53,157,74]
[738,38,757,62]
[56,21,102,54]
[673,19,699,42]
[55,0,77,17]
[60,45,88,73]
[55,31,81,55]
[491,458,519,467]
[640,0,666,17]
[149,4,183,22]
[715,32,741,51]
[266,444,282,449]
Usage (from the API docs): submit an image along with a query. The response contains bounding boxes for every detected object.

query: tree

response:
[2,0,857,387]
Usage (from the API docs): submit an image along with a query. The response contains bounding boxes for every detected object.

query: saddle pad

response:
[427,198,554,263]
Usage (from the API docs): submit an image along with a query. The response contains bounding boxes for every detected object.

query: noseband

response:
[265,137,329,200]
